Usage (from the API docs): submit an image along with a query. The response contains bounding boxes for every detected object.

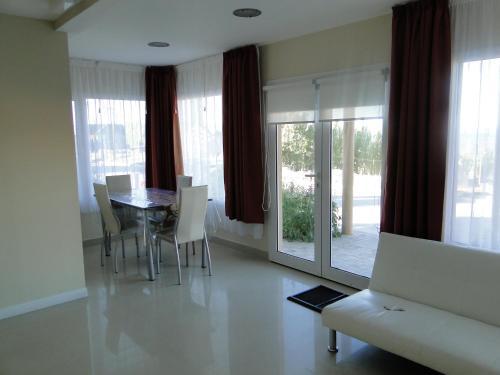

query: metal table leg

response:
[143,212,147,256]
[143,209,155,281]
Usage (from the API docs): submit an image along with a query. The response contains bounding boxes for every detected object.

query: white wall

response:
[260,14,391,83]
[81,212,103,242]
[0,13,86,310]
[214,225,268,252]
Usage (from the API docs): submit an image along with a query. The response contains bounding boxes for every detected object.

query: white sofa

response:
[322,233,500,375]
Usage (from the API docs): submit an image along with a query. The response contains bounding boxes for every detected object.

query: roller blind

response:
[318,68,386,121]
[265,82,315,123]
[70,59,145,100]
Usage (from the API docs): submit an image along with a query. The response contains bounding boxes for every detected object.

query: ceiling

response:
[0,0,400,66]
[0,0,79,20]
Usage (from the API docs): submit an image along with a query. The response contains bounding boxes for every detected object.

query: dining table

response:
[108,187,177,281]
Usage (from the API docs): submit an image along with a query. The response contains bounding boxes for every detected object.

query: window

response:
[445,57,500,250]
[85,98,146,189]
[177,93,224,203]
[70,60,145,213]
[176,54,262,237]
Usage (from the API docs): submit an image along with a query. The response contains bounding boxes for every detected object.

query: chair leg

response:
[203,232,212,276]
[121,236,125,258]
[159,240,163,263]
[135,233,140,258]
[328,330,338,353]
[185,243,189,267]
[174,236,182,285]
[113,240,119,274]
[106,232,111,256]
[100,233,105,267]
[192,241,196,255]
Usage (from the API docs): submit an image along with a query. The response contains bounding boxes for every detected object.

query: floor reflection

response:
[0,240,439,375]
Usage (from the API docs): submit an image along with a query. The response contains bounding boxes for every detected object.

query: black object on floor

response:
[287,285,348,313]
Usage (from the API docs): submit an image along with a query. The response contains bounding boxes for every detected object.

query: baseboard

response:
[211,236,267,259]
[83,232,141,248]
[0,288,88,321]
[83,237,101,247]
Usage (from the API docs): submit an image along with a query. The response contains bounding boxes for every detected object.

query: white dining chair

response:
[176,175,193,206]
[145,175,194,263]
[94,183,140,272]
[153,185,212,284]
[105,174,132,218]
[105,174,144,248]
[106,174,132,192]
[152,175,192,258]
[176,175,196,255]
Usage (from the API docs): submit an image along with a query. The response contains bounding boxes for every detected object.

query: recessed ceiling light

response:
[233,8,262,18]
[147,42,170,48]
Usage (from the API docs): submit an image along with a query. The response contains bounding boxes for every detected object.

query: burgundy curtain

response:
[381,0,451,240]
[223,45,264,223]
[145,66,183,190]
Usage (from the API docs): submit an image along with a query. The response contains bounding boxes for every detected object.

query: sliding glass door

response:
[267,67,387,289]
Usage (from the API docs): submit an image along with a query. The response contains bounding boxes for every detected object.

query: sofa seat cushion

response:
[322,289,500,375]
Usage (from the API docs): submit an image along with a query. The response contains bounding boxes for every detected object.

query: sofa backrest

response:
[370,232,500,327]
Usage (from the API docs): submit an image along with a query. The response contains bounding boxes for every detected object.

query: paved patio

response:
[281,224,379,278]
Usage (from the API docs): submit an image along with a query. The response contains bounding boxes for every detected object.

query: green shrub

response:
[282,123,382,176]
[331,202,341,238]
[282,184,341,242]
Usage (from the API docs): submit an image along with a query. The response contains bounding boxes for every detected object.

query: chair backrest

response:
[370,232,500,327]
[176,175,193,206]
[93,183,121,235]
[176,185,208,244]
[106,174,132,193]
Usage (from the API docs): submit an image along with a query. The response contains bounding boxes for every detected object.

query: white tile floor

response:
[0,239,439,375]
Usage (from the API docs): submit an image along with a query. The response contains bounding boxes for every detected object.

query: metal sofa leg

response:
[328,330,338,353]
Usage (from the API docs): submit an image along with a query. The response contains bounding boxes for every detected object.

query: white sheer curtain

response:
[444,0,500,251]
[177,54,263,238]
[70,59,146,213]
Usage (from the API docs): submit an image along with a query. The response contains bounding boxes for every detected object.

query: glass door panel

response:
[329,119,382,279]
[278,123,316,261]
[269,121,322,276]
